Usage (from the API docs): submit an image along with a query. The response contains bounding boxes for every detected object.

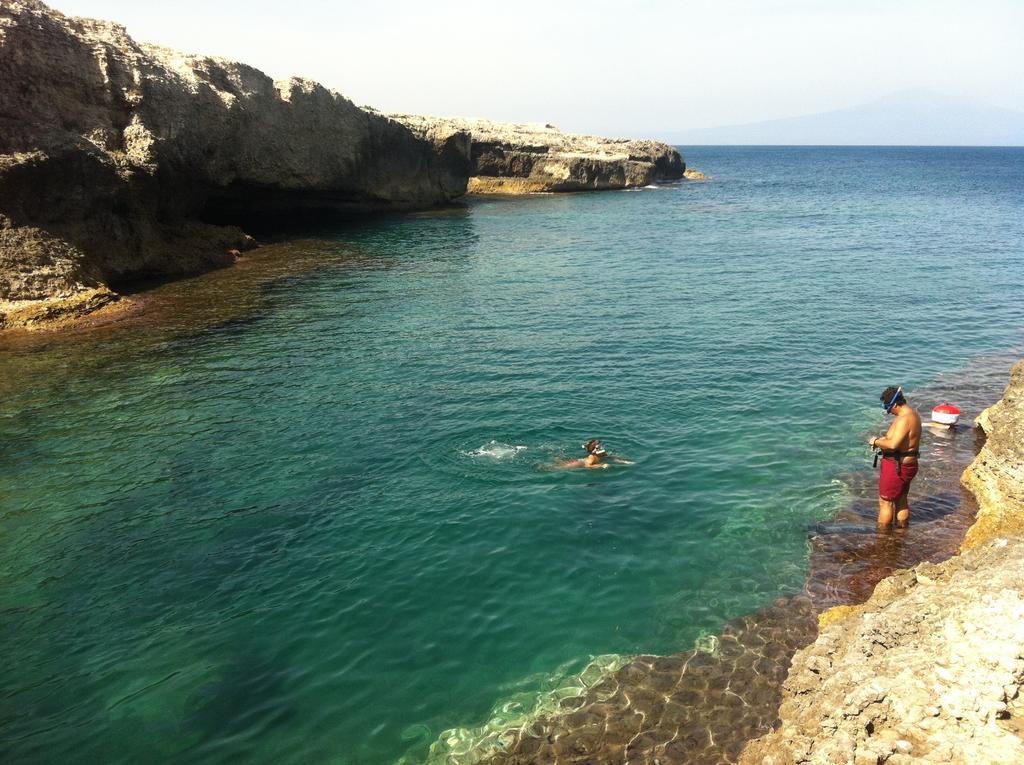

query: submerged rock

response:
[388,115,686,193]
[467,596,819,765]
[0,0,471,328]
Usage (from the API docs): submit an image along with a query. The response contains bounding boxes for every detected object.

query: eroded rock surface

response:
[961,360,1024,549]
[389,115,685,193]
[738,539,1024,765]
[0,0,470,327]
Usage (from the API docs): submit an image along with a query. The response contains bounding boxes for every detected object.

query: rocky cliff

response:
[739,361,1024,765]
[388,115,686,193]
[0,0,471,328]
[961,360,1024,549]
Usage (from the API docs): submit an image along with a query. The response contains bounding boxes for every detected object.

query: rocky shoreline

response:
[740,361,1024,764]
[387,115,686,194]
[0,0,689,331]
[10,5,1019,764]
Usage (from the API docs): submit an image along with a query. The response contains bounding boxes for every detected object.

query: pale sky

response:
[54,0,1024,138]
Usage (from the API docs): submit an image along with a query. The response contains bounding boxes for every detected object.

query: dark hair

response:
[584,439,601,453]
[880,386,906,409]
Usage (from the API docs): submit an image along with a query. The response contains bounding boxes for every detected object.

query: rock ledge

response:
[388,115,686,193]
[0,0,471,328]
[961,360,1024,548]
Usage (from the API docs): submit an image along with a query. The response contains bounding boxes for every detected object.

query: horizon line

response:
[667,143,1024,149]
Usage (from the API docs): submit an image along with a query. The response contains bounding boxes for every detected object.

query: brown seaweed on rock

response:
[0,0,471,328]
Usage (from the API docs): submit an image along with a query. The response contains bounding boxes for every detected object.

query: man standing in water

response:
[869,386,922,529]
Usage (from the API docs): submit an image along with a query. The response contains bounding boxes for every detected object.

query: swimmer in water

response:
[559,439,634,469]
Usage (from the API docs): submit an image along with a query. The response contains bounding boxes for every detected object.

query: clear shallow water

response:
[1,147,1023,764]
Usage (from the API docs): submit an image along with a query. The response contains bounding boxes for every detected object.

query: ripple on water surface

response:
[1,147,1023,765]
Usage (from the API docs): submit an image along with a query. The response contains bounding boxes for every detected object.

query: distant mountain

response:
[666,90,1024,146]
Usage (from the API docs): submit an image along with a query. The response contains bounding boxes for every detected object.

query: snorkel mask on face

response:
[882,386,903,414]
[583,440,607,456]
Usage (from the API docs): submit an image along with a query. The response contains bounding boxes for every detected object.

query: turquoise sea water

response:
[2,147,1023,764]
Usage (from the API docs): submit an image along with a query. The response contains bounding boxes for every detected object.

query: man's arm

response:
[872,417,910,450]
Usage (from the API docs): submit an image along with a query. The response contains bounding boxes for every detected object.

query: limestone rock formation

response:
[388,115,686,193]
[738,539,1024,765]
[739,361,1024,765]
[0,0,470,328]
[961,360,1024,549]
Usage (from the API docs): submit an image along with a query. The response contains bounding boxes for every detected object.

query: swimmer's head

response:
[583,439,607,456]
[880,386,905,413]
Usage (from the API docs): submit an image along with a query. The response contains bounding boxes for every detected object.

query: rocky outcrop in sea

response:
[739,360,1024,765]
[0,0,471,328]
[1,0,691,330]
[388,115,686,194]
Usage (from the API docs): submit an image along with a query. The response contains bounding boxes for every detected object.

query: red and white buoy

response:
[931,403,961,426]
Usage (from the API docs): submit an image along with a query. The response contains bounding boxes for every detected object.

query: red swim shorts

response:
[879,457,918,501]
